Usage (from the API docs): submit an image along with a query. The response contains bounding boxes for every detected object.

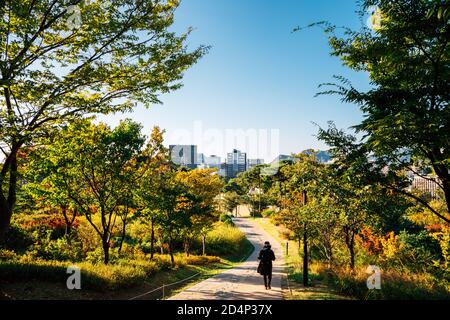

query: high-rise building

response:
[218,163,227,177]
[197,153,205,165]
[204,155,221,168]
[169,145,198,169]
[226,149,247,178]
[247,159,264,170]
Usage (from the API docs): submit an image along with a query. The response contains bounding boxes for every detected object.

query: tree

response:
[153,169,193,267]
[313,0,450,222]
[222,192,242,217]
[34,118,145,264]
[317,125,410,269]
[0,0,207,239]
[282,151,325,285]
[176,168,224,255]
[135,126,170,260]
[24,146,79,237]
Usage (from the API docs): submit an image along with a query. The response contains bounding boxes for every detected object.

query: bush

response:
[0,249,17,261]
[219,214,234,226]
[394,231,441,272]
[185,255,221,265]
[0,224,33,252]
[261,209,274,218]
[316,264,450,300]
[0,248,226,292]
[206,223,247,256]
[30,231,83,262]
[0,256,159,290]
[14,213,77,239]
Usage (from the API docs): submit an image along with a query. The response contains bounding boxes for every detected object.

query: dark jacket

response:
[257,246,275,275]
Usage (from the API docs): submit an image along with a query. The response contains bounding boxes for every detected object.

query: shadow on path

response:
[169,218,285,300]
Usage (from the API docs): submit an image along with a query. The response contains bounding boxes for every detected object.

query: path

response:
[169,217,285,300]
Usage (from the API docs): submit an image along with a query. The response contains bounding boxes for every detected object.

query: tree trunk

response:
[102,239,110,265]
[0,153,17,242]
[61,205,77,237]
[202,234,206,256]
[345,228,355,270]
[118,219,127,255]
[160,235,164,254]
[168,236,175,268]
[0,204,13,242]
[150,217,155,260]
[326,245,333,269]
[62,205,69,236]
[184,237,190,257]
[303,223,309,287]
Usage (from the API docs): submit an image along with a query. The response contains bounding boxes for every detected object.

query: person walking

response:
[257,241,276,290]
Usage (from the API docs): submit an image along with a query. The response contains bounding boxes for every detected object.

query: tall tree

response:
[283,151,324,285]
[135,126,169,260]
[313,0,450,222]
[154,169,193,267]
[0,0,207,239]
[34,118,145,264]
[176,168,224,256]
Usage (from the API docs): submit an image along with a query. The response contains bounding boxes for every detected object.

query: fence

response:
[128,272,201,300]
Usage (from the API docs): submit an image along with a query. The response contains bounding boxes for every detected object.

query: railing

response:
[128,272,202,300]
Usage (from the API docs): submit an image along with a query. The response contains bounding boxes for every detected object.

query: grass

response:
[316,265,450,300]
[0,222,254,300]
[0,251,253,300]
[251,217,350,300]
[0,263,227,300]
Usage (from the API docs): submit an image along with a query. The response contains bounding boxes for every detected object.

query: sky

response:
[99,0,372,163]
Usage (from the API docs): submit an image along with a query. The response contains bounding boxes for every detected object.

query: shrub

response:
[185,255,221,265]
[261,209,274,218]
[14,213,77,239]
[152,254,179,270]
[85,247,121,264]
[30,232,84,262]
[395,231,441,272]
[206,223,247,256]
[316,264,450,300]
[0,249,17,261]
[0,257,159,291]
[278,225,294,241]
[431,226,450,274]
[75,217,101,254]
[219,214,234,226]
[0,224,33,252]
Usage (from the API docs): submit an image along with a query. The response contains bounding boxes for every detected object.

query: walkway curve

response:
[169,217,285,300]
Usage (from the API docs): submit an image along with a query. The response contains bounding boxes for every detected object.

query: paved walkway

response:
[169,218,285,300]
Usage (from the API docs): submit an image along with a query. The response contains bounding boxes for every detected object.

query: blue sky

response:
[100,0,372,162]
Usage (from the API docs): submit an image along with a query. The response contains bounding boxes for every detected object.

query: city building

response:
[204,155,222,168]
[218,163,228,177]
[247,159,264,170]
[226,149,247,178]
[406,169,441,199]
[169,145,198,169]
[270,154,295,165]
[197,153,205,165]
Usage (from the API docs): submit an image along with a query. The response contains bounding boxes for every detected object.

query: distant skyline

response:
[98,0,372,163]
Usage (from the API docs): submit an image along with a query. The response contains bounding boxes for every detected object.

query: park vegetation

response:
[223,0,450,299]
[0,0,251,297]
[0,0,448,300]
[0,118,252,294]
